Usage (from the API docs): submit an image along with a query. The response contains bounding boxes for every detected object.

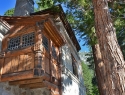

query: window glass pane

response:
[22,32,35,48]
[42,35,49,51]
[8,36,20,51]
[52,45,57,59]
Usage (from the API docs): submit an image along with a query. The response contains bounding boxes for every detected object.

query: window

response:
[52,45,57,59]
[22,32,35,48]
[8,36,21,50]
[72,56,78,78]
[42,35,49,51]
[8,32,35,51]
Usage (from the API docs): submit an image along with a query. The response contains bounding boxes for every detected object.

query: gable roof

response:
[31,5,81,52]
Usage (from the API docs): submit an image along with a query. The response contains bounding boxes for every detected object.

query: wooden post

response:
[32,24,44,76]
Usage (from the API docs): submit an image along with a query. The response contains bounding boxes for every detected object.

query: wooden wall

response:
[0,24,60,83]
[2,53,34,75]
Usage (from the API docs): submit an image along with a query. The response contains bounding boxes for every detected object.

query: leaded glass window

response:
[22,32,35,48]
[42,35,49,51]
[8,36,21,50]
[52,45,57,59]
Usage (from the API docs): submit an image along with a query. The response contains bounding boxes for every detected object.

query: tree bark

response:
[92,44,105,95]
[92,0,125,95]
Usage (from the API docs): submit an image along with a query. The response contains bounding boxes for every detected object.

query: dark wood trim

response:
[19,82,45,89]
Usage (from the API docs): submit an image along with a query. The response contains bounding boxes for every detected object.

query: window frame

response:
[42,34,49,52]
[52,44,57,60]
[7,32,35,51]
[71,55,79,78]
[8,36,21,51]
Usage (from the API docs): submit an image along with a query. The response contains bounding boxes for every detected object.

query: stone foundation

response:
[0,82,50,95]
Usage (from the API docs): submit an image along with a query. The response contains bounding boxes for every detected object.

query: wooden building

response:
[0,1,86,95]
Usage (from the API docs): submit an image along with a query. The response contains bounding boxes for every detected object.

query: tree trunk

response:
[92,44,105,95]
[92,0,125,95]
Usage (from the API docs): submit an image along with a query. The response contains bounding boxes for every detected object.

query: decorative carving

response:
[34,50,44,76]
[0,52,5,58]
[34,68,45,76]
[33,25,45,76]
[32,43,44,52]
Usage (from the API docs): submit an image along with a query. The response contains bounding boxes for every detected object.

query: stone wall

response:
[0,82,50,95]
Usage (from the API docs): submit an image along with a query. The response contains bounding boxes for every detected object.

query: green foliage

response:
[64,0,97,46]
[36,0,54,10]
[81,61,99,95]
[4,8,14,16]
[81,61,93,95]
[85,52,94,70]
[92,85,99,95]
[85,51,99,95]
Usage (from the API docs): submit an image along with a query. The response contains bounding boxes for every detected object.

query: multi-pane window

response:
[8,32,35,51]
[8,36,21,50]
[52,45,57,59]
[22,32,35,48]
[42,35,49,51]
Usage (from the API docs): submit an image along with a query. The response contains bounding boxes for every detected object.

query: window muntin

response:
[8,36,21,50]
[52,45,57,59]
[42,35,49,51]
[8,32,35,51]
[22,32,35,48]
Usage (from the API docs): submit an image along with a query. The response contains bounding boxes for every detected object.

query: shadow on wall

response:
[61,45,85,95]
[61,65,86,95]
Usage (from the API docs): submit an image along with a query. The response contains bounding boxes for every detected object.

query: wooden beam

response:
[18,80,59,90]
[9,78,43,86]
[19,82,45,89]
[0,15,51,25]
[43,81,59,91]
[1,70,33,82]
[51,90,60,95]
[9,73,50,85]
[4,47,32,57]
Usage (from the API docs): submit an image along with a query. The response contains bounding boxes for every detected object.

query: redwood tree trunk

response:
[92,0,125,95]
[92,44,105,95]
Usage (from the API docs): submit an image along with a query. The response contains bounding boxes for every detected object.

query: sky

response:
[0,0,16,15]
[0,0,89,52]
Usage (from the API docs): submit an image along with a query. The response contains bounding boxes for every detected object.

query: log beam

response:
[19,82,45,89]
